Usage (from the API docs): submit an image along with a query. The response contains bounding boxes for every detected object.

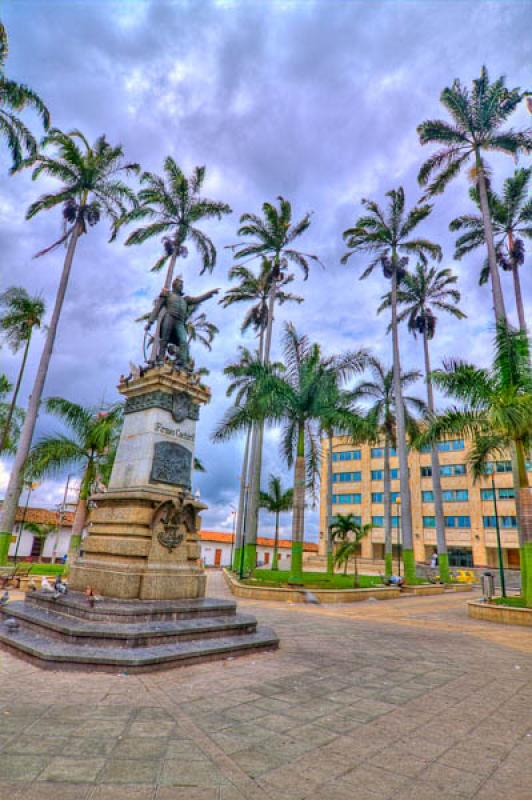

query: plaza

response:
[0,571,531,800]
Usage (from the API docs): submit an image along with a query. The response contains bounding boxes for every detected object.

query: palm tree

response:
[26,398,123,555]
[419,324,532,605]
[450,169,532,332]
[0,21,50,171]
[332,515,372,586]
[215,324,359,582]
[220,259,303,571]
[0,129,138,544]
[259,475,293,570]
[114,158,231,360]
[0,287,46,451]
[379,264,466,582]
[20,521,57,563]
[417,66,532,323]
[0,374,24,455]
[342,188,441,583]
[351,358,425,578]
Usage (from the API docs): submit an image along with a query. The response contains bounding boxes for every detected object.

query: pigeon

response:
[301,590,320,605]
[0,591,9,606]
[4,618,18,631]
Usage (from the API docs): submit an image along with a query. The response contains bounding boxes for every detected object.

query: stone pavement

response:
[0,572,531,800]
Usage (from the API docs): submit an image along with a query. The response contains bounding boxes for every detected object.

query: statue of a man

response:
[146,276,219,368]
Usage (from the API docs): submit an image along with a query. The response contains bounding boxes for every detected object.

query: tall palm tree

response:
[215,323,360,582]
[332,515,372,586]
[0,374,23,455]
[259,475,293,570]
[351,358,425,578]
[227,199,320,572]
[0,21,50,172]
[417,66,532,323]
[186,311,218,353]
[0,129,138,545]
[26,398,123,555]
[114,158,231,360]
[419,324,532,604]
[342,188,441,583]
[379,264,466,582]
[0,287,46,452]
[450,168,532,331]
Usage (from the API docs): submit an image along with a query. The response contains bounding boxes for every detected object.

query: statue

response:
[145,276,219,369]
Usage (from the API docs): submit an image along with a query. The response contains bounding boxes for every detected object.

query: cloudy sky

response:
[1,0,531,540]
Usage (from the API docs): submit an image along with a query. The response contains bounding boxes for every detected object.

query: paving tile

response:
[156,789,218,800]
[12,783,93,800]
[231,744,289,777]
[160,759,228,787]
[38,758,105,783]
[111,736,168,759]
[2,734,70,755]
[0,755,47,781]
[127,720,177,738]
[97,759,160,785]
[90,786,156,800]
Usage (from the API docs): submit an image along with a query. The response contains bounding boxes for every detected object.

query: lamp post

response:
[230,506,236,569]
[395,496,401,577]
[491,475,507,598]
[13,481,40,565]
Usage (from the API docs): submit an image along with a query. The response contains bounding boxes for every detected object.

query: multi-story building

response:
[318,435,530,570]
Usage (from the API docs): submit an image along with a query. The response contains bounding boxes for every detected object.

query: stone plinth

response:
[69,365,211,601]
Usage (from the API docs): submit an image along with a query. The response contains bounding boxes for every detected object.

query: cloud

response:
[1,0,530,539]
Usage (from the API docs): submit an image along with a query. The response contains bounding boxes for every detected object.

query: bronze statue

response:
[145,276,219,368]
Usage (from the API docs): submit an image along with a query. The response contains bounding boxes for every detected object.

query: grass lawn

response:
[5,562,65,576]
[245,569,383,589]
[493,596,528,609]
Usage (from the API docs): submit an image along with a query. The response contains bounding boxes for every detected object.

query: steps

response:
[0,590,278,672]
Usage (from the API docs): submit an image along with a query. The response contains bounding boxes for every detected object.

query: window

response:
[442,489,469,502]
[372,516,399,527]
[440,464,467,477]
[483,515,517,528]
[370,446,397,458]
[371,492,399,503]
[333,471,361,483]
[332,450,361,462]
[449,548,473,568]
[484,461,512,474]
[423,516,435,528]
[445,516,470,528]
[371,469,398,480]
[480,488,515,501]
[421,439,465,453]
[332,494,362,504]
[422,490,434,502]
[421,466,432,478]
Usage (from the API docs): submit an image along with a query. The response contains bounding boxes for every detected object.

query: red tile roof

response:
[199,530,318,552]
[0,504,74,527]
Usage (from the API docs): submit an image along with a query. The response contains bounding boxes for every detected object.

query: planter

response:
[401,583,474,596]
[468,599,532,626]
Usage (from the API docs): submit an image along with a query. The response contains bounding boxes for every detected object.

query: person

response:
[430,549,438,569]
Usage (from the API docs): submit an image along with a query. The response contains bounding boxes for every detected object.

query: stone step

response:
[0,623,279,672]
[25,590,237,623]
[2,602,258,648]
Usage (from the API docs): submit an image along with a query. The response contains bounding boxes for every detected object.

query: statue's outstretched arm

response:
[186,288,220,307]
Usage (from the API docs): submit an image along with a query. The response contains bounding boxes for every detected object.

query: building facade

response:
[319,435,530,570]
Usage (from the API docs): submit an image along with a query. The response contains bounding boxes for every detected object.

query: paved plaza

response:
[0,573,531,800]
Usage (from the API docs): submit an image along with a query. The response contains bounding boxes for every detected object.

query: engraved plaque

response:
[150,441,192,489]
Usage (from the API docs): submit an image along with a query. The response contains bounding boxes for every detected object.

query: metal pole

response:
[230,509,236,569]
[492,475,507,598]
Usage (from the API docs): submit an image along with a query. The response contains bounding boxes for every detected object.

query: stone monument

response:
[0,277,278,670]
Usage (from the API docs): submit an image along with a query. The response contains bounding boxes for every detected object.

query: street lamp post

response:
[491,475,507,598]
[395,496,401,577]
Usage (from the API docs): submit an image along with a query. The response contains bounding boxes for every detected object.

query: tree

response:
[351,358,425,578]
[450,168,532,331]
[226,197,320,573]
[19,521,56,563]
[114,158,231,360]
[419,324,532,605]
[220,258,303,571]
[26,398,123,556]
[0,129,138,552]
[0,374,24,455]
[214,323,362,582]
[417,66,532,323]
[342,187,441,583]
[0,287,45,451]
[0,21,50,172]
[259,475,293,570]
[379,263,466,582]
[186,311,218,353]
[332,515,372,586]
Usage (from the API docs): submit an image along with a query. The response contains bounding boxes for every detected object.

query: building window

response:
[483,515,517,529]
[445,516,471,528]
[480,488,515,501]
[484,461,512,474]
[333,471,361,483]
[421,466,432,478]
[371,492,399,503]
[422,490,434,502]
[371,469,399,481]
[332,450,361,462]
[372,516,399,527]
[442,489,469,502]
[448,548,473,568]
[370,446,397,458]
[440,464,467,477]
[423,516,436,528]
[332,494,362,504]
[421,439,465,453]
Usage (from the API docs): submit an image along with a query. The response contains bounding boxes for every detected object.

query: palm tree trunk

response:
[290,422,305,582]
[272,510,280,570]
[513,439,532,606]
[326,431,335,575]
[0,330,32,452]
[0,224,82,563]
[68,496,88,560]
[383,434,392,578]
[511,264,527,333]
[422,328,449,583]
[475,150,507,323]
[390,259,415,583]
[233,426,251,570]
[389,279,413,570]
[353,551,359,587]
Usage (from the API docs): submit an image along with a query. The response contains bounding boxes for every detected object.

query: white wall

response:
[8,525,73,560]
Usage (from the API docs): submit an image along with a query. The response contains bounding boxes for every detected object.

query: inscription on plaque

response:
[150,441,192,489]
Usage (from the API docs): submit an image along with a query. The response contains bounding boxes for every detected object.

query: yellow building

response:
[318,435,527,571]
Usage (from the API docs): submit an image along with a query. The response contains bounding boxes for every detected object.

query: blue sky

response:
[1,0,531,540]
